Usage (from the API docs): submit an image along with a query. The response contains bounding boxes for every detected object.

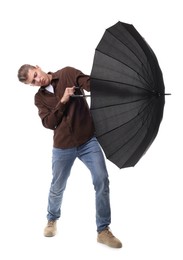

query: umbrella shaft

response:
[72,94,91,97]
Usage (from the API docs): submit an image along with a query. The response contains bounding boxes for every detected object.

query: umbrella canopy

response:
[90,21,166,169]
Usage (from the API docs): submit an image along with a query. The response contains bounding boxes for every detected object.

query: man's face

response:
[25,66,51,87]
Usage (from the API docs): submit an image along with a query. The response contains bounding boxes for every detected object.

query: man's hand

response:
[60,86,76,104]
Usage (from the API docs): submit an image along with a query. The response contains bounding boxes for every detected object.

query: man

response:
[17,65,122,248]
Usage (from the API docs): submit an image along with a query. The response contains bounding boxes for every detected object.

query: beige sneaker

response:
[97,228,122,248]
[44,220,57,237]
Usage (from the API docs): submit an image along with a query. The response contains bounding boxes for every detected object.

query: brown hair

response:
[17,64,36,83]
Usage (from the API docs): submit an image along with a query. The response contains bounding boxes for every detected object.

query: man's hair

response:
[17,64,36,83]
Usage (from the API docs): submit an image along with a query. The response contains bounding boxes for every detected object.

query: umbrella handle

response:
[72,86,91,97]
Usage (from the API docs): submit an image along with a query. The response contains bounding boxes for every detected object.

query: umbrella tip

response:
[152,91,171,97]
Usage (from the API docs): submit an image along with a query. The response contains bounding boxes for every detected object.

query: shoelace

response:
[47,221,55,227]
[103,229,114,238]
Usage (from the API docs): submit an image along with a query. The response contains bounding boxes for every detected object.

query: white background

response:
[0,0,182,259]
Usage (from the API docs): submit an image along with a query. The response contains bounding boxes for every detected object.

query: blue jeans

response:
[47,137,111,232]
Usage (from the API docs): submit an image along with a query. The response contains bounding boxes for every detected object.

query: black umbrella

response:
[90,21,168,169]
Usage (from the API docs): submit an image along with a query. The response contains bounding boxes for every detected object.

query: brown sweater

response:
[34,66,95,148]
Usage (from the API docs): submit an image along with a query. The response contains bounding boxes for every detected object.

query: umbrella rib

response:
[91,97,148,110]
[93,99,149,129]
[90,81,151,109]
[105,29,153,87]
[102,98,155,160]
[122,100,160,166]
[91,77,154,94]
[95,49,152,90]
[97,97,154,139]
